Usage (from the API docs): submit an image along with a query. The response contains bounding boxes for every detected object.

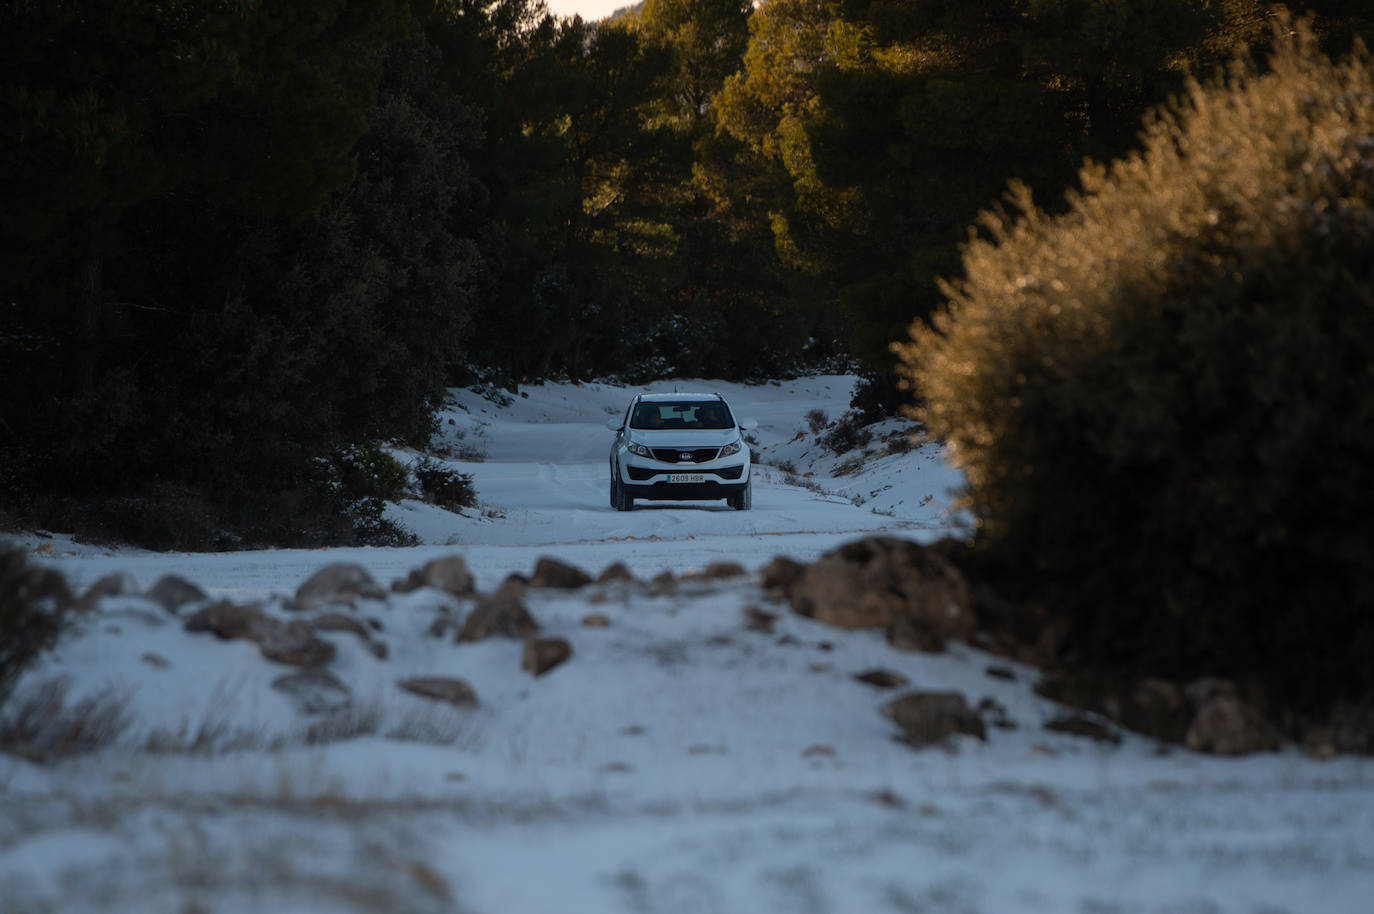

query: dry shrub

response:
[896,16,1374,708]
[0,677,131,760]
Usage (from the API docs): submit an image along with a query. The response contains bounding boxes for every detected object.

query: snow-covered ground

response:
[3,376,1372,914]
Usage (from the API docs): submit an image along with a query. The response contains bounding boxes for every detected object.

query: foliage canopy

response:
[897,17,1374,706]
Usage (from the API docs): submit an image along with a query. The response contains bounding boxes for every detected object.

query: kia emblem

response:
[680,452,692,461]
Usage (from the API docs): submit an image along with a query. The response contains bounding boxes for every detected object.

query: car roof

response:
[636,392,723,402]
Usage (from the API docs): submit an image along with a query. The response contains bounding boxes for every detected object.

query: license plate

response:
[669,474,706,483]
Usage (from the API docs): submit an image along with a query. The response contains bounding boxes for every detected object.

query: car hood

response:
[626,428,742,448]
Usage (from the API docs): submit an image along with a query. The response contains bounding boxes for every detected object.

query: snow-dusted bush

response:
[411,457,477,511]
[897,17,1374,708]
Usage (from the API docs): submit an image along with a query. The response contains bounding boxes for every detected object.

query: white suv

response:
[606,392,756,511]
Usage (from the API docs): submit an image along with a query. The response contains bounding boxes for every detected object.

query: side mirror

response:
[739,418,758,431]
[605,417,622,431]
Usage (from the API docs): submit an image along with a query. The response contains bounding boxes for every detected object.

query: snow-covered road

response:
[26,376,966,600]
[5,377,1372,914]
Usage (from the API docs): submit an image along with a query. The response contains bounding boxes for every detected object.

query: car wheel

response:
[730,479,752,511]
[612,468,634,512]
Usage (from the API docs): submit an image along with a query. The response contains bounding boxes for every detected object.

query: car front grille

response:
[651,447,720,464]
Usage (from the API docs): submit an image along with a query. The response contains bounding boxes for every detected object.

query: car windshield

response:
[630,401,734,430]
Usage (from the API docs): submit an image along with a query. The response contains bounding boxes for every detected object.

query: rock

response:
[428,616,458,639]
[273,669,352,715]
[1184,679,1281,755]
[529,557,591,590]
[1045,713,1122,744]
[523,637,573,676]
[183,600,263,640]
[881,691,986,748]
[459,579,539,641]
[255,619,336,667]
[147,575,207,614]
[392,555,475,597]
[597,562,636,584]
[787,537,974,651]
[312,612,372,640]
[687,561,746,580]
[886,614,945,652]
[140,652,171,669]
[399,676,478,708]
[742,607,778,633]
[760,556,806,598]
[803,744,837,757]
[853,669,908,689]
[581,613,611,628]
[76,572,139,612]
[647,570,677,596]
[294,562,386,610]
[184,601,335,667]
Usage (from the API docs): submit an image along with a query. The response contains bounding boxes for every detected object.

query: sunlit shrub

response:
[896,17,1374,707]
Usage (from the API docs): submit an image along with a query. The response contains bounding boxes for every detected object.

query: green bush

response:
[896,17,1374,709]
[411,457,477,511]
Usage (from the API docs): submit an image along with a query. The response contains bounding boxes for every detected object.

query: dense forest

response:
[2,0,1371,547]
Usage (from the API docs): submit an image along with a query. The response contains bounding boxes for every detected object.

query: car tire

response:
[729,478,752,511]
[611,469,634,512]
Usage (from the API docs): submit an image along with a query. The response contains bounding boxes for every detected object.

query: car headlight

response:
[720,439,743,458]
[627,442,652,458]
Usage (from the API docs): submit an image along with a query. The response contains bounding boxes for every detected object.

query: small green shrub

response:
[896,17,1374,708]
[0,549,72,711]
[411,457,477,511]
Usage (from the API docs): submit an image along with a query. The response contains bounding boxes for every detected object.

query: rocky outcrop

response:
[522,637,573,676]
[459,579,539,641]
[1037,673,1283,755]
[392,555,475,597]
[294,563,386,611]
[787,537,975,652]
[881,691,986,748]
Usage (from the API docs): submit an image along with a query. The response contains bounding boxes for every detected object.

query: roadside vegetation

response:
[897,16,1374,712]
[4,1,1371,548]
